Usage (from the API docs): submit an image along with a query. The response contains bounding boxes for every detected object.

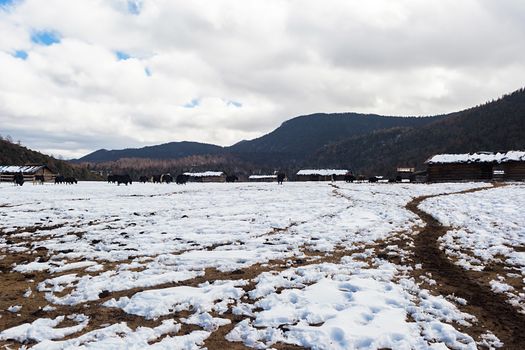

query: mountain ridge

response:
[76,141,224,163]
[77,113,442,164]
[311,88,525,175]
[74,87,525,177]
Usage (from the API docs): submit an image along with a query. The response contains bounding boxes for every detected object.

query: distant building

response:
[296,169,350,181]
[396,167,415,173]
[183,171,226,183]
[396,167,416,182]
[249,175,277,182]
[0,165,56,182]
[425,151,525,182]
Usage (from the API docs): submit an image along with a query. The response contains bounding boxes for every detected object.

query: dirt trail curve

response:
[406,184,525,349]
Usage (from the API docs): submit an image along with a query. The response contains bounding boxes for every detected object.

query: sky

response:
[0,0,524,159]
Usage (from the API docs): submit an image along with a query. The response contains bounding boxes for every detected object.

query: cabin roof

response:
[183,171,224,177]
[296,169,349,176]
[425,151,525,164]
[249,175,277,179]
[0,165,48,173]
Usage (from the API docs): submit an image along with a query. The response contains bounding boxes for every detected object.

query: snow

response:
[479,332,504,348]
[425,150,525,164]
[183,171,224,177]
[0,315,89,342]
[296,169,349,176]
[7,305,22,313]
[229,259,478,349]
[0,165,45,173]
[420,184,525,312]
[13,260,98,274]
[490,280,514,293]
[104,280,246,319]
[249,175,277,179]
[39,269,201,305]
[0,181,510,348]
[29,321,210,350]
[182,312,231,332]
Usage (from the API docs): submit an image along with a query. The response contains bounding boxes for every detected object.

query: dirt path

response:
[406,184,525,349]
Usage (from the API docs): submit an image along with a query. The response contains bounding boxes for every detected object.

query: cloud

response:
[0,0,524,158]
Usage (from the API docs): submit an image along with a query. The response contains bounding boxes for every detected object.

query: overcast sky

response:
[0,0,524,159]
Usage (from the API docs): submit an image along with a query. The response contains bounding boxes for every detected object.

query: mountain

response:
[74,87,525,178]
[312,88,525,175]
[77,141,223,163]
[0,139,100,180]
[228,113,442,165]
[78,114,441,165]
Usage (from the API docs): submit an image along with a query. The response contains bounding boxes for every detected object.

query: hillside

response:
[73,87,525,178]
[312,88,525,175]
[0,139,100,180]
[78,113,441,166]
[77,141,223,163]
[228,113,442,165]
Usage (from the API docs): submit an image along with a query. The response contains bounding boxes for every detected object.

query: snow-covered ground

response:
[421,184,525,313]
[0,181,513,349]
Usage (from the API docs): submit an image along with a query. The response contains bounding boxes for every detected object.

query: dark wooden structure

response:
[296,169,350,182]
[396,167,415,182]
[249,175,277,182]
[183,171,226,183]
[426,151,525,182]
[0,165,57,183]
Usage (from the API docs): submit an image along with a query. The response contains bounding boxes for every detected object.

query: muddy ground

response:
[1,184,524,349]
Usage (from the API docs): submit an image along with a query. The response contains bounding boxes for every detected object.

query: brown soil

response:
[407,184,525,349]
[4,183,525,349]
[0,222,357,350]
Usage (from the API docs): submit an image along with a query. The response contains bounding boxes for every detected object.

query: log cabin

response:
[183,171,226,183]
[248,175,277,182]
[425,151,525,182]
[0,165,56,183]
[296,169,350,181]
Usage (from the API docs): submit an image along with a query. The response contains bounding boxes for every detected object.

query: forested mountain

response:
[0,138,100,180]
[312,88,525,175]
[79,113,442,165]
[228,113,442,165]
[72,87,525,178]
[77,141,223,163]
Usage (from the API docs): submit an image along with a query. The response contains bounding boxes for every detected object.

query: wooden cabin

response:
[249,175,277,182]
[183,171,226,183]
[426,151,525,182]
[396,167,416,182]
[0,165,57,183]
[296,169,350,181]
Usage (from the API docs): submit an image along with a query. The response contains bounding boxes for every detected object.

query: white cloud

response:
[0,0,524,158]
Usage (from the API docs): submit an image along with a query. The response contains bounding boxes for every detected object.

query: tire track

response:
[406,184,525,349]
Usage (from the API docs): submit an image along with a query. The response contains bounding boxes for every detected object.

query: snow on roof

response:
[426,151,525,164]
[183,171,224,177]
[249,175,277,179]
[0,165,46,173]
[296,169,349,176]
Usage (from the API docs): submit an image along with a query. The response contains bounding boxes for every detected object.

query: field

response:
[1,181,525,349]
